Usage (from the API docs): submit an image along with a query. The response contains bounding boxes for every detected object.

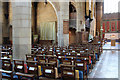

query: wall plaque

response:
[63,20,69,34]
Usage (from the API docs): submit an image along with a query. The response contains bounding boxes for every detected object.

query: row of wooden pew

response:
[0,42,103,80]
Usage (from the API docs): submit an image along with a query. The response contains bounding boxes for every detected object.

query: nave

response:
[0,0,120,80]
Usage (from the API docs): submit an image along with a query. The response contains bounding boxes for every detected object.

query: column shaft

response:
[12,2,31,60]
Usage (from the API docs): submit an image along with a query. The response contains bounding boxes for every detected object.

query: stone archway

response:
[34,1,58,45]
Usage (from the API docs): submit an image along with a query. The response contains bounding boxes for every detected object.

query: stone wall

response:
[37,2,57,24]
[0,1,3,45]
[69,29,76,44]
[102,13,120,33]
[37,2,57,44]
[90,1,96,37]
[60,2,69,46]
[31,3,36,34]
[2,3,9,44]
[76,2,85,32]
[0,0,100,49]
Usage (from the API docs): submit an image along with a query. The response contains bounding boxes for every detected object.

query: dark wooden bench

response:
[13,59,24,79]
[75,60,87,79]
[0,58,13,79]
[60,64,75,80]
[14,59,24,73]
[42,62,58,78]
[16,61,38,80]
[26,54,36,61]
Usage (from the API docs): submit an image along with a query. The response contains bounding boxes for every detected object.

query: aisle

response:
[88,50,118,79]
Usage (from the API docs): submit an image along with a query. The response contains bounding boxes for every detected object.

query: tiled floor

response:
[103,42,120,50]
[88,43,119,79]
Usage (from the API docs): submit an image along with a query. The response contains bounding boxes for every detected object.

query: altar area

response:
[103,33,120,50]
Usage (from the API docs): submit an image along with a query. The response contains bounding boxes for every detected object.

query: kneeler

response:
[87,65,89,74]
[95,53,98,61]
[94,49,98,61]
[75,70,83,80]
[2,73,11,78]
[13,72,18,79]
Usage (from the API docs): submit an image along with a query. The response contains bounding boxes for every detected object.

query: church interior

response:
[0,0,120,80]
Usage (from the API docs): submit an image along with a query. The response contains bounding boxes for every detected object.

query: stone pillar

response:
[90,17,96,36]
[12,2,31,60]
[57,11,64,47]
[76,2,85,32]
[90,2,96,37]
[0,1,3,45]
[96,2,103,37]
[76,2,86,43]
[76,3,80,32]
[59,2,69,46]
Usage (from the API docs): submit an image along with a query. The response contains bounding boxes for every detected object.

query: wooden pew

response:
[36,55,48,64]
[42,62,58,78]
[16,61,38,80]
[46,49,54,55]
[64,51,76,58]
[0,58,13,80]
[37,49,46,55]
[75,60,87,79]
[32,43,102,79]
[48,56,58,67]
[75,54,91,74]
[14,59,24,73]
[1,52,12,59]
[61,56,75,65]
[2,47,12,53]
[13,59,24,79]
[26,54,36,61]
[1,52,9,59]
[60,64,75,80]
[56,51,64,61]
[36,54,59,78]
